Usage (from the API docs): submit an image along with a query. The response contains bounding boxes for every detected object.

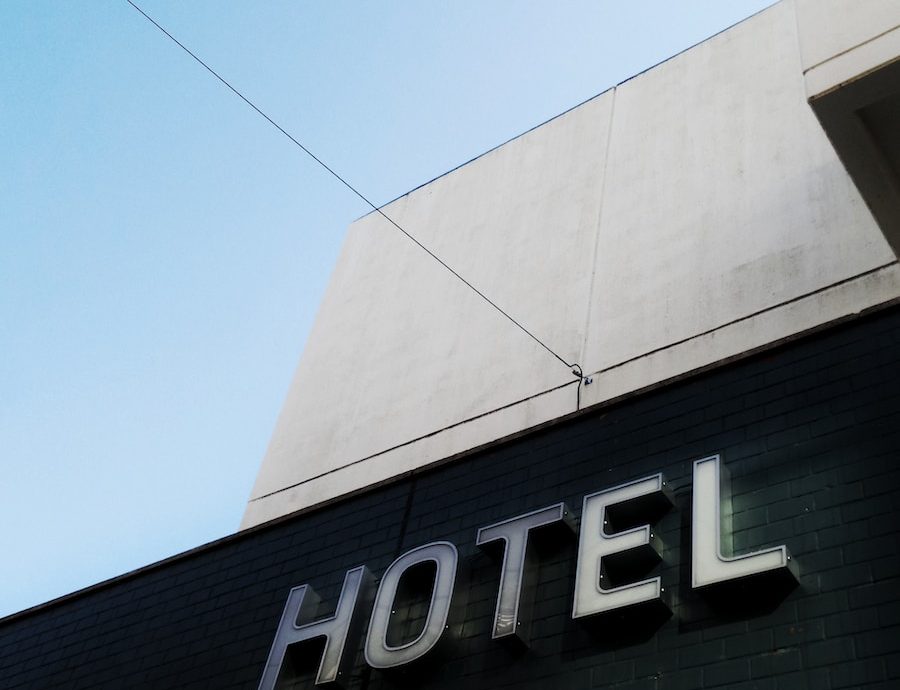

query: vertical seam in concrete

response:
[789,0,813,89]
[789,0,804,76]
[787,0,811,132]
[578,87,618,375]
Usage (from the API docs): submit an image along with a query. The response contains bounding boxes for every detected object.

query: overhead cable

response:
[126,0,584,379]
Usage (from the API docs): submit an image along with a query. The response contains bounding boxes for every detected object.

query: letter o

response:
[364,541,458,669]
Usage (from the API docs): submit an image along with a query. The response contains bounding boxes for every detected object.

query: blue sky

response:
[0,1,773,618]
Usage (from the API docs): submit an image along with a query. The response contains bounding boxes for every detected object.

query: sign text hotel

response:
[259,455,797,688]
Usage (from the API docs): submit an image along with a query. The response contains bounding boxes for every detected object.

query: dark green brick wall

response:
[2,305,899,689]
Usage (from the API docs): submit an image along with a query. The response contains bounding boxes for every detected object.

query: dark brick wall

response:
[2,306,900,690]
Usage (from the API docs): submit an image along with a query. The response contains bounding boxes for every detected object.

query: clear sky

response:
[0,0,774,619]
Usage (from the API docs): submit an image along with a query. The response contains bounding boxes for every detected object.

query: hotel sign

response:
[258,455,797,688]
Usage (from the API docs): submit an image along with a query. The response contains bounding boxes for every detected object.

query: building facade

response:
[3,1,900,688]
[2,309,899,688]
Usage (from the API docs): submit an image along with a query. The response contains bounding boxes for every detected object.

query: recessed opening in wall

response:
[859,89,900,180]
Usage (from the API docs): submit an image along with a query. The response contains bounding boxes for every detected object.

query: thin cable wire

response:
[126,0,583,376]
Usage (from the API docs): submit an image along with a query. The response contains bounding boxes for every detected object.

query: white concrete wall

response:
[242,0,900,529]
[796,0,900,98]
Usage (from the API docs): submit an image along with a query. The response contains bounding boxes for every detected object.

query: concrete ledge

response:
[241,381,578,528]
[804,23,900,99]
[582,262,900,409]
[244,263,900,529]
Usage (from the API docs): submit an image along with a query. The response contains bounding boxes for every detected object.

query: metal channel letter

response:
[476,503,575,644]
[258,565,374,689]
[573,474,670,619]
[364,541,459,669]
[692,454,793,589]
